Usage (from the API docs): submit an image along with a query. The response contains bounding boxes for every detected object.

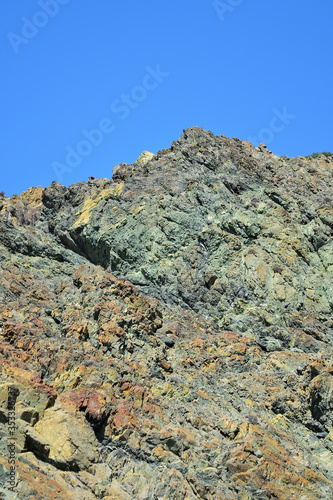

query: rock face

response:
[0,127,332,499]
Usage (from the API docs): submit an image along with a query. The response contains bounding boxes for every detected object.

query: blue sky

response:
[1,0,332,196]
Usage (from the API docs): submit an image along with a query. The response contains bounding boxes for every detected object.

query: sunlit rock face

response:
[0,127,332,499]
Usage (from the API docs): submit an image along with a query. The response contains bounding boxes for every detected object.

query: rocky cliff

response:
[0,127,332,499]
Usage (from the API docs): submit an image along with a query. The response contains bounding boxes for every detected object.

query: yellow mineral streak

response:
[72,182,124,227]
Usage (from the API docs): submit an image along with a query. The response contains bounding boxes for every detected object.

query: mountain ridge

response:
[0,127,332,499]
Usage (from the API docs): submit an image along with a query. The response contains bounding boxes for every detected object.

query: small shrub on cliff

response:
[306,151,333,159]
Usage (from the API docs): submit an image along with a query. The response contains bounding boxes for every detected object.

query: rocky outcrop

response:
[0,127,332,499]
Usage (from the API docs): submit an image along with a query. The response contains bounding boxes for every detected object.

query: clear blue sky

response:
[1,0,332,196]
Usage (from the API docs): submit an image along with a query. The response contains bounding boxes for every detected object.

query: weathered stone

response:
[34,405,99,470]
[0,127,332,498]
